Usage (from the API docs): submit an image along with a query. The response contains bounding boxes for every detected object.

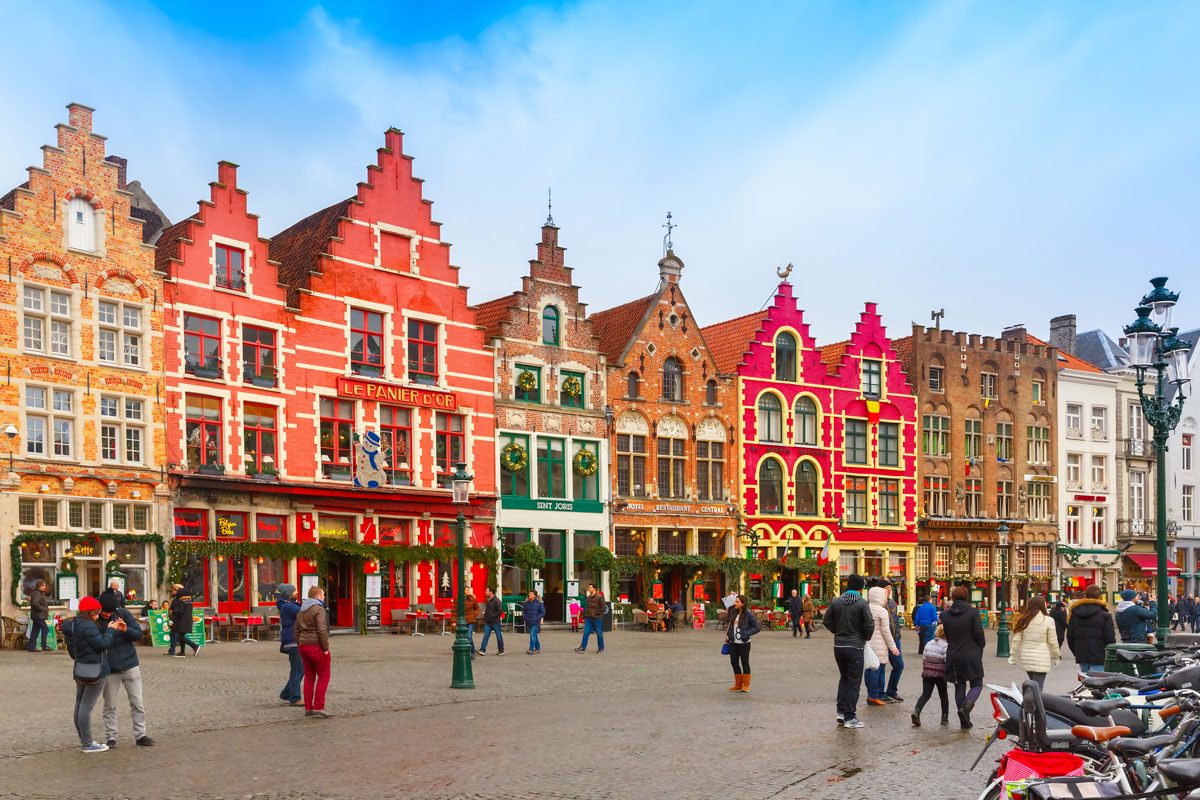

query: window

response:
[657,436,685,499]
[243,403,277,475]
[215,243,245,290]
[98,300,141,368]
[1182,486,1193,523]
[1066,505,1081,545]
[183,314,221,376]
[242,325,277,385]
[662,357,684,402]
[435,413,464,483]
[929,365,943,393]
[537,437,566,498]
[879,479,899,525]
[515,366,541,402]
[1066,453,1081,486]
[319,398,354,479]
[923,476,949,515]
[627,372,641,398]
[705,379,718,405]
[1030,547,1050,576]
[185,395,222,468]
[25,386,73,458]
[1027,425,1050,465]
[1130,472,1146,522]
[1091,455,1107,488]
[916,546,930,577]
[1184,434,1194,471]
[560,371,585,408]
[377,518,408,545]
[1091,507,1106,546]
[965,419,982,460]
[861,359,882,397]
[846,476,867,524]
[18,539,56,605]
[572,442,600,501]
[498,433,529,498]
[68,501,84,528]
[257,557,287,603]
[997,481,1014,518]
[111,503,129,531]
[23,286,72,357]
[99,395,144,464]
[1032,380,1043,405]
[616,434,647,497]
[795,397,818,446]
[758,460,783,515]
[965,479,982,517]
[380,560,408,600]
[132,505,149,531]
[696,440,724,502]
[757,394,782,443]
[89,502,104,530]
[1091,407,1108,439]
[1129,403,1146,440]
[775,332,796,381]
[934,545,950,574]
[350,308,384,377]
[43,500,59,528]
[1066,403,1082,434]
[794,461,818,515]
[68,197,95,251]
[1027,482,1050,521]
[875,422,899,467]
[923,415,950,456]
[980,371,998,399]
[407,320,438,384]
[996,423,1013,461]
[845,419,868,464]
[379,406,411,485]
[974,547,991,576]
[542,306,559,345]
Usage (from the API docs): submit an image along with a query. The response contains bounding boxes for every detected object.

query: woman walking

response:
[168,584,199,657]
[942,586,986,729]
[67,596,124,752]
[725,594,762,692]
[1009,596,1060,689]
[865,586,899,706]
[276,584,303,706]
[911,625,950,726]
[295,585,332,718]
[523,590,546,654]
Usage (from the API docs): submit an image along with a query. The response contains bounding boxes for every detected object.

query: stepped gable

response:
[267,198,353,310]
[700,310,768,375]
[588,293,657,363]
[473,293,519,340]
[818,340,848,376]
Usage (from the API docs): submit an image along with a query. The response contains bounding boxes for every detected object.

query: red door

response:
[216,556,250,614]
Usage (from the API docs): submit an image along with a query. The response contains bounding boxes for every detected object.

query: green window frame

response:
[923,415,949,456]
[965,419,982,460]
[560,370,585,409]
[879,478,900,525]
[845,419,868,464]
[879,422,899,467]
[571,440,599,500]
[861,359,882,397]
[499,433,530,498]
[515,365,541,403]
[542,306,560,345]
[537,436,566,498]
[501,528,531,601]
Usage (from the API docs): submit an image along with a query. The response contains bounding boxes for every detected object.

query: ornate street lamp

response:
[450,462,475,689]
[996,522,1011,659]
[1123,277,1191,646]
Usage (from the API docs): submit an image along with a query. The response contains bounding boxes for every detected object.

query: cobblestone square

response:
[0,626,1069,799]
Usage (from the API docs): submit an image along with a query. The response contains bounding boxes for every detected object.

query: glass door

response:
[539,530,566,621]
[216,556,249,614]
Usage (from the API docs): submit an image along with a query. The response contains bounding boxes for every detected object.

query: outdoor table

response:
[204,615,220,644]
[232,615,264,643]
[430,611,451,635]
[405,612,429,636]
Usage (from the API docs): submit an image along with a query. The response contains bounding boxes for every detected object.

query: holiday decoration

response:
[500,441,528,473]
[561,374,582,399]
[516,370,538,392]
[353,430,387,488]
[572,448,599,476]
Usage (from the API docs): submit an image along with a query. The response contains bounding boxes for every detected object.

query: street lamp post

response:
[450,462,475,689]
[996,522,1011,659]
[1123,277,1191,647]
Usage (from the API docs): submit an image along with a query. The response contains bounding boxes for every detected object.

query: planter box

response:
[252,473,278,481]
[197,464,225,476]
[246,374,276,388]
[187,364,222,380]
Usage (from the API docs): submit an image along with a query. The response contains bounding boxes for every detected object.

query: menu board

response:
[147,609,205,648]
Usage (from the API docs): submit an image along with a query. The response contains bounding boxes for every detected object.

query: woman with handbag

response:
[66,596,124,753]
[725,594,762,693]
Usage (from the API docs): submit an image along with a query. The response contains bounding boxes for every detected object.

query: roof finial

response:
[776,263,793,280]
[662,211,675,255]
[545,187,554,226]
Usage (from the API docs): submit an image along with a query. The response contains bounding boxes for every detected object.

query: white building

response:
[1166,328,1199,594]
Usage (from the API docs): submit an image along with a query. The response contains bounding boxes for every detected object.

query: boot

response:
[911,699,925,726]
[958,701,974,730]
[729,674,743,691]
[940,712,949,726]
[741,674,751,693]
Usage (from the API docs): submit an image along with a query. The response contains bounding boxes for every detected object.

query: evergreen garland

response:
[609,553,839,600]
[10,531,167,606]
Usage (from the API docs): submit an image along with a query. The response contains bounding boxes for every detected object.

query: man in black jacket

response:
[98,593,154,747]
[1066,585,1116,673]
[479,587,505,656]
[787,590,803,638]
[25,580,51,652]
[99,579,126,609]
[822,574,874,729]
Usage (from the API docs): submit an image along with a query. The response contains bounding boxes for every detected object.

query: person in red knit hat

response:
[63,596,126,753]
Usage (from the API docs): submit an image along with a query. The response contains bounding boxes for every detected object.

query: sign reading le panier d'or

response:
[336,377,457,411]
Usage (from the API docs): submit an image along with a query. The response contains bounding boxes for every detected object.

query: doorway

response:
[325,554,356,628]
[539,531,565,621]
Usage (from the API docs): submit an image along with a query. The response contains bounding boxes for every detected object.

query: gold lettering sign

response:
[336,376,458,411]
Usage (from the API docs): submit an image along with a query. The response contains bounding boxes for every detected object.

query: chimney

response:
[1050,314,1076,356]
[105,155,128,189]
[658,249,684,284]
[1000,324,1027,342]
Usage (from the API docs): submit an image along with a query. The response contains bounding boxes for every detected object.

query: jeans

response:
[26,618,49,650]
[791,614,802,637]
[481,621,504,653]
[865,665,887,700]
[918,625,935,654]
[580,617,604,651]
[728,641,751,674]
[74,680,105,747]
[954,677,984,712]
[834,646,864,720]
[466,625,476,657]
[916,676,949,716]
[167,630,176,655]
[102,666,147,741]
[528,625,541,652]
[1078,662,1104,674]
[171,631,197,654]
[886,649,904,697]
[1027,671,1047,689]
[280,647,304,702]
[299,645,331,710]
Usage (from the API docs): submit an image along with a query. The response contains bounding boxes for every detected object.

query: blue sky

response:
[2,1,1198,344]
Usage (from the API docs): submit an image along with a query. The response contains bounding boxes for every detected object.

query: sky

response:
[1,0,1198,345]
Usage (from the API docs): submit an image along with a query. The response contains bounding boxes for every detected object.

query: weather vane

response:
[777,263,793,280]
[545,187,554,226]
[662,211,675,255]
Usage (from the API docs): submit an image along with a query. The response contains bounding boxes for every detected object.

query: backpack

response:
[60,616,77,659]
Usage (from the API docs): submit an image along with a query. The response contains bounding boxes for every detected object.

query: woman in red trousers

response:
[294,586,332,718]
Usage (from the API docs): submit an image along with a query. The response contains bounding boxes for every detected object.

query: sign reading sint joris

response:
[336,377,458,410]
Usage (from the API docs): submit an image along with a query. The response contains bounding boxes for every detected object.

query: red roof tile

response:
[589,294,657,362]
[700,310,767,374]
[268,198,353,309]
[153,218,196,277]
[1026,334,1104,374]
[472,294,519,340]
[819,340,849,376]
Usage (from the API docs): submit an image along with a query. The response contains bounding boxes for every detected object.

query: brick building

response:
[474,220,609,619]
[1,103,171,617]
[590,249,738,605]
[897,325,1060,608]
[704,282,919,606]
[160,130,496,629]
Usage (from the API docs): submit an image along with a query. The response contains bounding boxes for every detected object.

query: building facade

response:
[475,221,610,620]
[1166,328,1199,594]
[1,104,170,618]
[160,131,496,629]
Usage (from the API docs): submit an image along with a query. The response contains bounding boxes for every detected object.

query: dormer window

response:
[542,306,560,345]
[861,359,882,397]
[68,198,95,252]
[215,244,246,291]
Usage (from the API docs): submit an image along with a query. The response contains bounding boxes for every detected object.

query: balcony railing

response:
[1117,518,1179,540]
[1124,438,1155,458]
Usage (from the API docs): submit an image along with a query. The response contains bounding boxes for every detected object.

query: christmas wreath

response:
[500,441,528,473]
[516,371,538,393]
[60,556,78,573]
[573,448,599,476]
[105,558,123,575]
[561,375,582,398]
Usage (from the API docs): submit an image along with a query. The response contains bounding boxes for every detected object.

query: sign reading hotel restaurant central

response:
[336,376,458,410]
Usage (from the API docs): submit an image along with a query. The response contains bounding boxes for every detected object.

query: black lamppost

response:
[450,462,475,689]
[996,522,1011,659]
[1123,277,1191,646]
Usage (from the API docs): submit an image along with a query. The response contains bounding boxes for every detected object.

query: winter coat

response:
[66,616,116,681]
[169,588,194,634]
[822,590,874,649]
[100,586,126,609]
[942,600,986,683]
[585,591,605,620]
[1010,612,1061,674]
[921,637,948,679]
[1115,599,1157,643]
[484,595,503,624]
[1049,605,1068,645]
[867,587,898,661]
[1066,598,1116,665]
[801,595,815,622]
[28,587,50,621]
[276,598,301,648]
[913,601,938,628]
[464,597,478,625]
[725,608,762,643]
[787,595,802,619]
[295,597,329,650]
[97,607,142,672]
[523,599,546,628]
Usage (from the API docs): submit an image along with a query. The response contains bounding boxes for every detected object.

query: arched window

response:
[758,459,783,515]
[662,357,683,402]
[68,197,95,252]
[757,393,782,443]
[627,371,641,398]
[795,396,818,445]
[775,331,797,382]
[705,379,718,405]
[541,306,559,345]
[796,461,818,515]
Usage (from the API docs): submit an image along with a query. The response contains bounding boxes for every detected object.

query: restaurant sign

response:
[619,502,728,515]
[336,376,457,411]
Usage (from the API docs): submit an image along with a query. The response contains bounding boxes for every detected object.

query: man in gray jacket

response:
[822,574,874,729]
[25,580,51,652]
[98,592,154,747]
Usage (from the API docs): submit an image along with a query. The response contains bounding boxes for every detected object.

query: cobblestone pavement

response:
[0,625,1075,799]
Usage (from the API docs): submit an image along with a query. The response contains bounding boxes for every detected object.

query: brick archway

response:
[18,251,80,287]
[95,268,151,299]
[63,187,104,210]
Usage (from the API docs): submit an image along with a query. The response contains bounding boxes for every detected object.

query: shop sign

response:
[1073,494,1105,502]
[72,542,98,557]
[174,511,206,537]
[619,502,727,515]
[216,513,246,539]
[147,610,205,649]
[1024,474,1057,483]
[336,376,457,411]
[502,497,603,513]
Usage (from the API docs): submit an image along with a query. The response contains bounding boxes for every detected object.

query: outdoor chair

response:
[632,609,649,630]
[507,603,525,633]
[2,616,27,650]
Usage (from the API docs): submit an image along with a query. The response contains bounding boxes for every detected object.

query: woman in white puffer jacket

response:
[865,586,898,706]
[1009,595,1060,688]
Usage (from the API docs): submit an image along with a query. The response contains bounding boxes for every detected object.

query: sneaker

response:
[136,736,155,747]
[888,694,904,702]
[173,654,186,659]
[497,651,505,656]
[289,700,304,707]
[843,718,865,729]
[478,650,487,656]
[82,742,109,753]
[310,709,333,718]
[526,650,534,655]
[575,647,586,653]
[106,739,117,748]
[597,649,604,654]
[836,715,844,725]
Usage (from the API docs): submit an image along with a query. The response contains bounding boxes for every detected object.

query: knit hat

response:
[276,583,297,599]
[99,593,122,613]
[1121,589,1137,601]
[79,596,101,611]
[847,574,865,592]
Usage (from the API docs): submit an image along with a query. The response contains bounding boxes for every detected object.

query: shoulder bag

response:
[73,656,104,685]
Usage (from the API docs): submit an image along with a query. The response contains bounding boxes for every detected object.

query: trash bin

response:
[603,603,614,632]
[1104,643,1157,676]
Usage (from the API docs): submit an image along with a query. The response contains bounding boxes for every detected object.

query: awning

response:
[1125,553,1181,576]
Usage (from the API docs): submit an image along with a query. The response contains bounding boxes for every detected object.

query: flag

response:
[817,538,831,566]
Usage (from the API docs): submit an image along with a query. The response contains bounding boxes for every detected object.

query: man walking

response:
[523,590,545,654]
[913,595,938,654]
[98,593,154,747]
[276,584,303,706]
[823,574,874,729]
[787,589,803,638]
[479,587,505,656]
[802,593,815,638]
[25,579,51,652]
[576,583,606,654]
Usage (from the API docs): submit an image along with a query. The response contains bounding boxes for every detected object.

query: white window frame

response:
[1184,485,1194,524]
[67,197,97,252]
[1066,505,1081,545]
[1066,453,1081,487]
[1091,507,1106,547]
[97,299,144,368]
[98,394,146,465]
[25,385,75,459]
[1066,404,1082,438]
[1091,406,1108,440]
[980,371,998,399]
[928,365,943,393]
[1183,434,1193,472]
[1091,455,1107,489]
[23,285,74,358]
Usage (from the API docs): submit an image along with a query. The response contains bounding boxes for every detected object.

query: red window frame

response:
[185,395,222,468]
[242,325,276,385]
[215,511,248,540]
[379,405,412,485]
[255,514,287,541]
[243,402,277,474]
[320,398,354,479]
[215,244,245,290]
[435,412,464,484]
[407,320,438,384]
[350,309,384,376]
[173,509,208,539]
[216,555,249,614]
[183,314,222,375]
